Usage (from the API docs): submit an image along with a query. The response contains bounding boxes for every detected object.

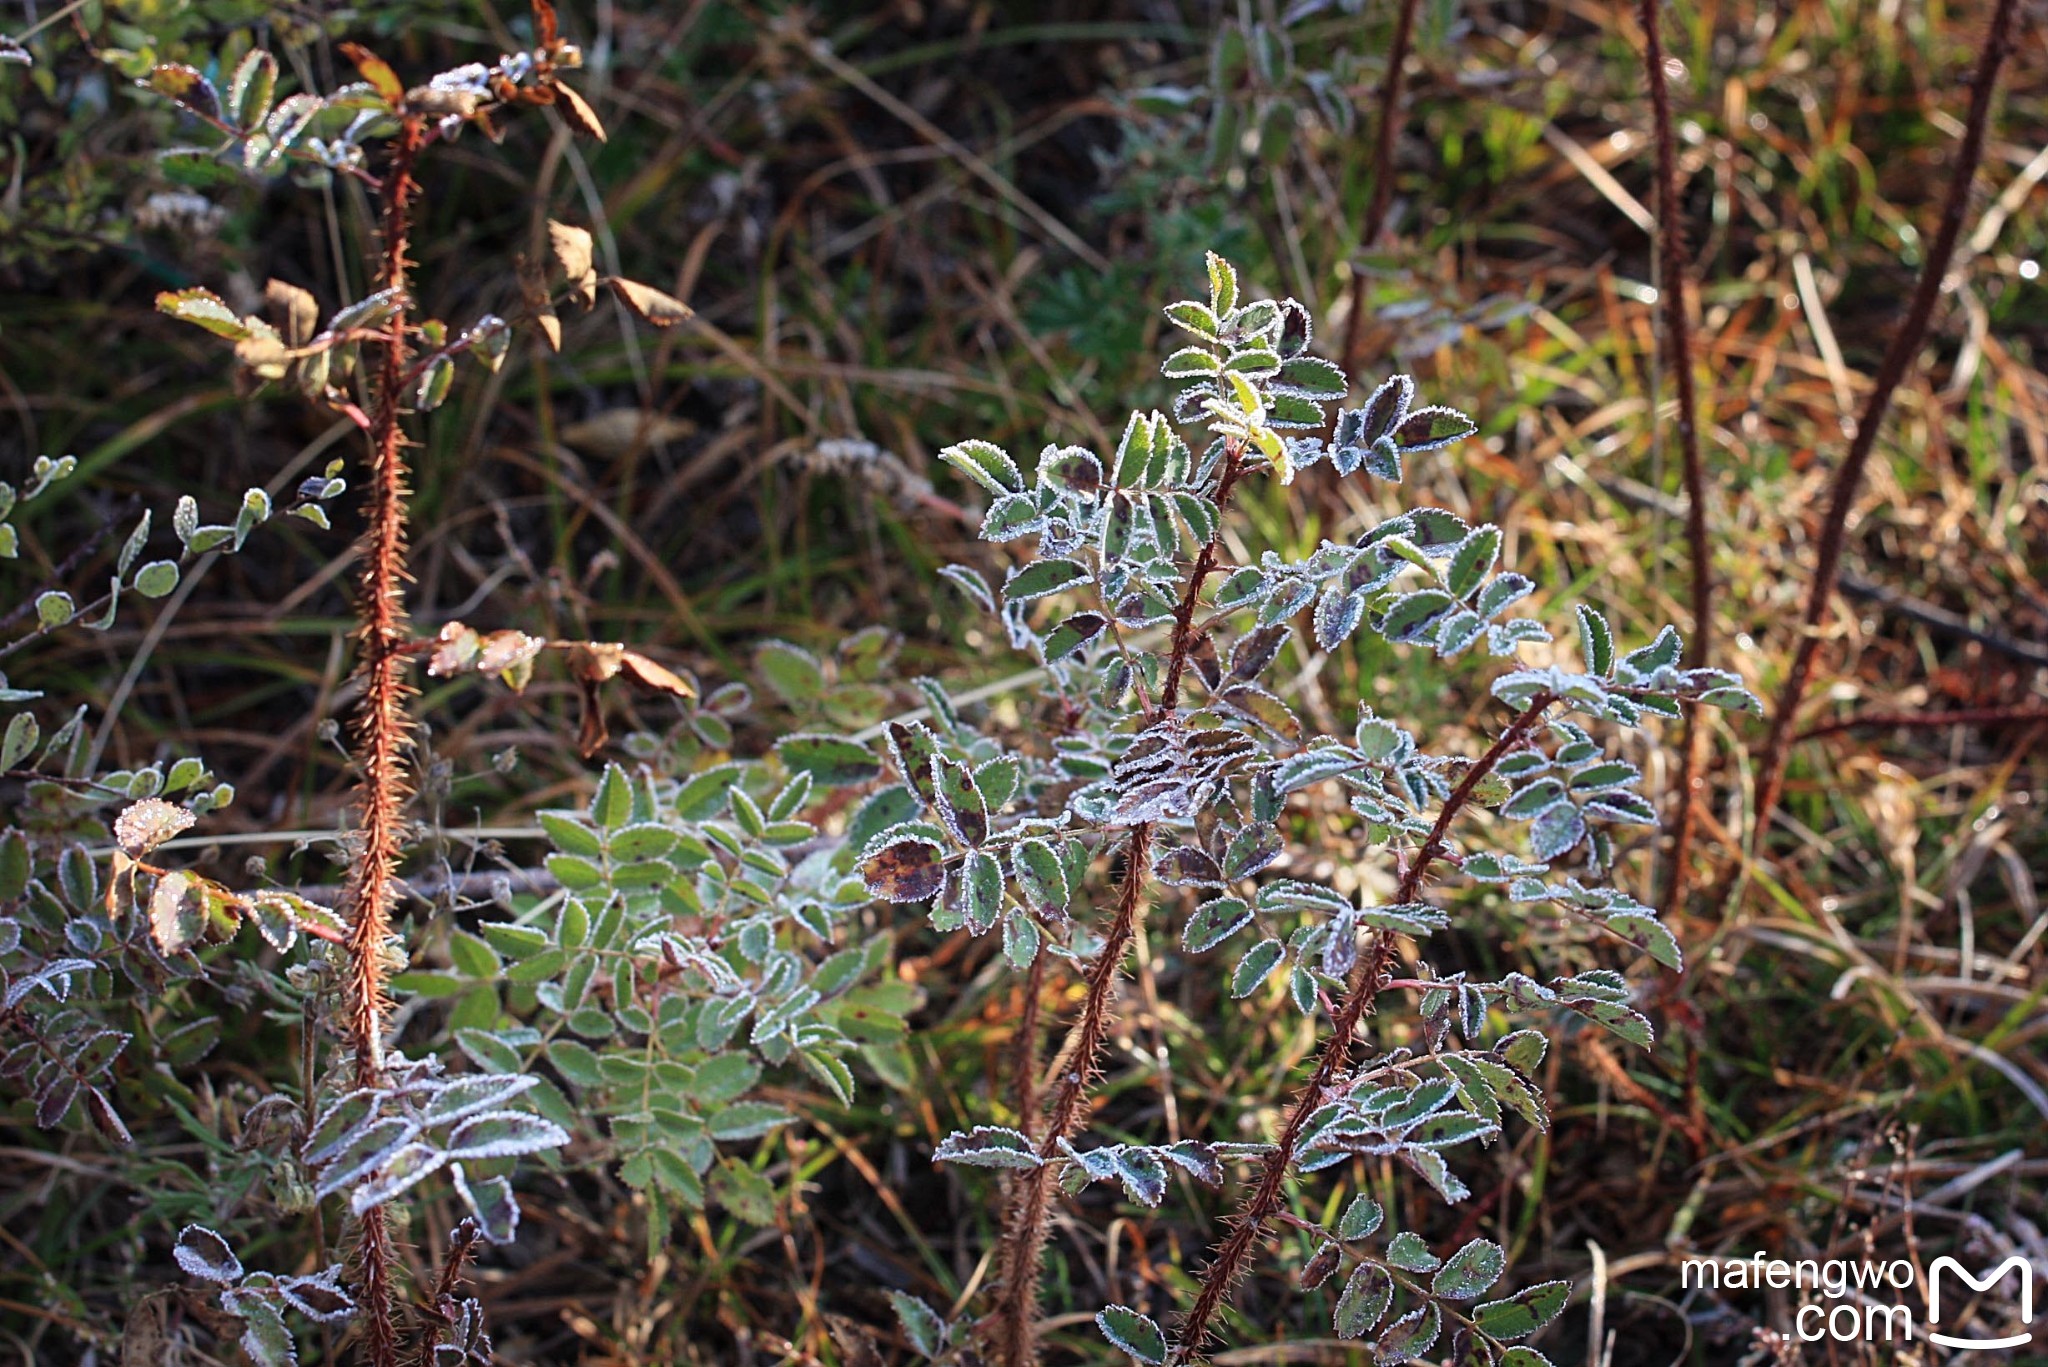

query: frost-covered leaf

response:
[1473,1280,1570,1341]
[1184,896,1253,953]
[275,1268,356,1323]
[1431,1238,1506,1299]
[775,734,880,787]
[933,1125,1041,1170]
[890,1292,949,1358]
[1096,1305,1167,1365]
[1230,938,1285,997]
[1337,1194,1384,1240]
[452,1164,521,1244]
[860,824,947,904]
[1334,1263,1393,1338]
[1005,558,1090,603]
[173,1225,242,1284]
[939,439,1022,496]
[221,1290,296,1367]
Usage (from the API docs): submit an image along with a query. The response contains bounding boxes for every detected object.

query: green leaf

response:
[1473,1280,1571,1341]
[1183,896,1253,953]
[1162,346,1221,377]
[937,439,1022,495]
[775,734,880,787]
[227,48,278,128]
[1448,526,1501,600]
[1230,938,1285,997]
[1004,559,1090,603]
[132,561,180,598]
[756,640,825,702]
[35,592,73,628]
[477,921,550,960]
[1,713,37,771]
[1163,300,1220,339]
[932,1125,1041,1169]
[1206,252,1239,316]
[591,763,632,830]
[1337,1194,1383,1240]
[1577,605,1614,676]
[155,287,248,339]
[1432,1237,1506,1299]
[889,1292,948,1358]
[706,1101,795,1141]
[1333,1263,1392,1338]
[1096,1305,1167,1365]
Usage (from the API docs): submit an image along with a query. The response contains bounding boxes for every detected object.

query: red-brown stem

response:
[1172,693,1555,1361]
[989,448,1245,1367]
[1750,0,2020,848]
[1636,0,1713,918]
[1339,0,1423,378]
[341,114,426,1367]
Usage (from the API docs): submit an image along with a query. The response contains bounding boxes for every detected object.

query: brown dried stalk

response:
[988,448,1245,1367]
[1338,0,1424,378]
[340,113,427,1367]
[1636,0,1714,917]
[1750,0,2021,846]
[1172,692,1557,1361]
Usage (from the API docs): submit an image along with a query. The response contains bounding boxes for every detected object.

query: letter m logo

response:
[1928,1255,2034,1351]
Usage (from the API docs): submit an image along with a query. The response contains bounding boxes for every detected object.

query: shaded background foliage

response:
[1,0,2044,1363]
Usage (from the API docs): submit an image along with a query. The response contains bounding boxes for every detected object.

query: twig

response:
[1750,0,2023,847]
[1635,0,1714,917]
[1171,693,1557,1362]
[1338,0,1424,378]
[988,446,1244,1367]
[340,113,428,1367]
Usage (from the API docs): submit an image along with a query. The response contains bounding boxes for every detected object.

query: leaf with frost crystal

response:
[1473,1280,1571,1340]
[1004,558,1089,603]
[1230,938,1285,997]
[890,1292,948,1357]
[775,734,880,787]
[1096,1305,1167,1365]
[349,1142,450,1213]
[1338,1194,1384,1239]
[1183,896,1253,952]
[1431,1238,1506,1299]
[221,1290,295,1367]
[174,1225,243,1284]
[938,439,1022,495]
[1391,406,1477,453]
[1334,1263,1393,1338]
[933,1125,1041,1169]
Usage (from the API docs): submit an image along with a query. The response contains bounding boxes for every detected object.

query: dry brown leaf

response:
[548,220,598,307]
[619,649,697,698]
[555,81,607,143]
[338,41,404,107]
[264,278,319,346]
[607,276,691,327]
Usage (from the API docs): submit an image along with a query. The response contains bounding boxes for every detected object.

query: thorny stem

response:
[1636,0,1713,919]
[1338,0,1423,379]
[340,113,427,1367]
[1171,693,1556,1362]
[990,445,1245,1367]
[1749,0,2020,848]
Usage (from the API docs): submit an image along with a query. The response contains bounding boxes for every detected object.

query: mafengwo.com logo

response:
[1681,1251,2037,1353]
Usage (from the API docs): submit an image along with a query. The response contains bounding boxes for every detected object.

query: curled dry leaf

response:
[338,41,404,107]
[606,277,692,327]
[553,81,606,142]
[114,798,197,857]
[264,279,319,347]
[547,221,598,307]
